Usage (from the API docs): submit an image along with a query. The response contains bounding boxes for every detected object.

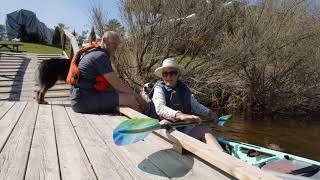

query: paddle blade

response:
[115,118,160,133]
[113,130,151,146]
[113,118,160,146]
[217,114,232,126]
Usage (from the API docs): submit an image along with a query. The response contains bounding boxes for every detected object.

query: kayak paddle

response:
[113,115,232,146]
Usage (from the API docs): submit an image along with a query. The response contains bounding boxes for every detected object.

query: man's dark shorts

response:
[70,87,119,113]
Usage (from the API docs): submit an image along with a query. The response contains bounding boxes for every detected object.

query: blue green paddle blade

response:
[113,118,160,146]
[216,114,232,126]
[113,131,150,146]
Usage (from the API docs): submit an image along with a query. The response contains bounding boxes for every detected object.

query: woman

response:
[149,58,223,151]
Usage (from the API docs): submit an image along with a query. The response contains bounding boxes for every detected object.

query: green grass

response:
[174,55,204,67]
[0,41,71,55]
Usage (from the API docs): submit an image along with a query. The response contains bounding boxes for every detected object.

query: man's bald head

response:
[102,31,120,44]
[101,31,121,54]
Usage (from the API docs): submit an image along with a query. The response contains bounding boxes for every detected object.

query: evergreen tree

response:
[106,19,125,36]
[89,26,96,43]
[52,26,61,45]
[77,30,88,45]
[72,29,77,36]
[0,24,5,41]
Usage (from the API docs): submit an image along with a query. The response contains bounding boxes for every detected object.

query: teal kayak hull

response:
[217,137,320,179]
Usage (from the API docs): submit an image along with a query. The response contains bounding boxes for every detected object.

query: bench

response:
[0,42,23,52]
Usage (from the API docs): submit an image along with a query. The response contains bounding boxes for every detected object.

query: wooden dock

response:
[0,101,233,180]
[0,51,280,179]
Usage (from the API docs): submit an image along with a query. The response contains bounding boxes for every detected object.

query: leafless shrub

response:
[215,0,320,113]
[114,0,320,114]
[89,1,108,38]
[117,0,232,84]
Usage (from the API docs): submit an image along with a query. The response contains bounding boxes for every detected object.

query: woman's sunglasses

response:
[162,71,178,77]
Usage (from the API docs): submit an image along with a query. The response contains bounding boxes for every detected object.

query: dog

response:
[35,58,70,104]
[143,83,154,95]
[140,82,154,103]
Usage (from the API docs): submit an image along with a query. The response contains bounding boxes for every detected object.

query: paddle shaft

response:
[160,121,199,130]
[117,115,231,134]
[118,121,199,134]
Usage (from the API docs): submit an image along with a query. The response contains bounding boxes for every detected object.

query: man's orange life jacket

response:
[66,44,110,91]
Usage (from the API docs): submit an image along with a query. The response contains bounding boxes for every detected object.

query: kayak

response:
[217,137,320,179]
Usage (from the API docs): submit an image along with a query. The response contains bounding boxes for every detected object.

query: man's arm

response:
[190,94,218,122]
[103,72,149,111]
[103,72,133,94]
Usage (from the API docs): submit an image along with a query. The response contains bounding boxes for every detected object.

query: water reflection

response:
[214,114,320,161]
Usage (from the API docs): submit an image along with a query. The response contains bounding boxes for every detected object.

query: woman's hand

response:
[175,112,202,124]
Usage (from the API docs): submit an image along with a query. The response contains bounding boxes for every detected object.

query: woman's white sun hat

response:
[154,58,186,78]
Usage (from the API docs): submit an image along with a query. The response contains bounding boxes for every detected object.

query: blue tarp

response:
[6,9,53,44]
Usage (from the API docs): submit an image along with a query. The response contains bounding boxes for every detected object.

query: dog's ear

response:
[148,83,154,89]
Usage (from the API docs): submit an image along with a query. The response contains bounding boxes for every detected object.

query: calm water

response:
[214,114,320,161]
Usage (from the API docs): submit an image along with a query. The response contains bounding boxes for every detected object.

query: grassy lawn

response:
[0,41,71,55]
[174,54,204,67]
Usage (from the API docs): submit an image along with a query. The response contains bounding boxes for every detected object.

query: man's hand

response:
[133,93,149,112]
[208,110,218,124]
[175,112,202,124]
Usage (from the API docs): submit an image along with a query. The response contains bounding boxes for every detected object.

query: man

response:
[70,31,147,113]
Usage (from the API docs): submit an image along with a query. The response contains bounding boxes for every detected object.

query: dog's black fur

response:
[36,58,70,104]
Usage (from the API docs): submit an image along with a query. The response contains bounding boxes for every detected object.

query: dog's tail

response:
[35,60,50,87]
[35,65,40,85]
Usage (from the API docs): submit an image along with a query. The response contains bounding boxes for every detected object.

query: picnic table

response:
[0,42,23,52]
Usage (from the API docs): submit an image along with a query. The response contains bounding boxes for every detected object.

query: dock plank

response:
[0,60,24,62]
[0,64,26,70]
[0,101,27,151]
[167,150,232,180]
[0,70,24,73]
[0,72,22,76]
[0,76,21,80]
[83,113,169,179]
[65,106,133,180]
[0,101,15,118]
[52,104,97,180]
[0,86,69,93]
[0,94,18,100]
[0,82,29,87]
[0,102,38,179]
[19,91,69,98]
[25,104,60,180]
